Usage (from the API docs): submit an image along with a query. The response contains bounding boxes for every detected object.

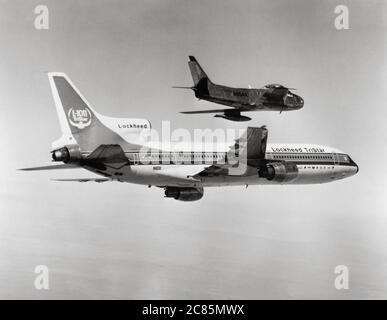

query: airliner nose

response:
[350,157,359,174]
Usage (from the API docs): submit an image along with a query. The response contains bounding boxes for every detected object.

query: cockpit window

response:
[265,84,284,89]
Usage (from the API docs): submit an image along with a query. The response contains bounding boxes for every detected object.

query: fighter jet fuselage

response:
[196,78,304,111]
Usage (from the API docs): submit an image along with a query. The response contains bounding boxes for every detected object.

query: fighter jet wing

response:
[180,108,235,114]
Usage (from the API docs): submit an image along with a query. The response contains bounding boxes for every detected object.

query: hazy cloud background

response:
[0,0,386,299]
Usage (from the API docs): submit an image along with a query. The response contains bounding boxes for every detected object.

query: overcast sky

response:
[1,0,387,299]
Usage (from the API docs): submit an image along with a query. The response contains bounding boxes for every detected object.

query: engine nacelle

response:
[164,187,204,202]
[52,145,81,163]
[260,162,298,183]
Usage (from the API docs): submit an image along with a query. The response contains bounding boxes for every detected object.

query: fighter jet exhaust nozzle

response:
[51,145,81,163]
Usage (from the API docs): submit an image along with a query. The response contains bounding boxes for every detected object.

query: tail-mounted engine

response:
[164,187,204,202]
[51,145,81,163]
[259,162,298,183]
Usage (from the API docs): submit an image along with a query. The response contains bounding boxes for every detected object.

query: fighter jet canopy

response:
[263,84,286,89]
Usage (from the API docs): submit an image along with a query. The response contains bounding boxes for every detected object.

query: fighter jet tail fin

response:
[188,56,211,86]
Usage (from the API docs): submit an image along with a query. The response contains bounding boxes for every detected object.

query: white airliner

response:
[21,73,358,201]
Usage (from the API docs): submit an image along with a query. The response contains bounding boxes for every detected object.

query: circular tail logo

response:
[68,107,92,129]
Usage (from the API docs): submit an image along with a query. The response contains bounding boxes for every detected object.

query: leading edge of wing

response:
[180,108,234,114]
[51,178,110,183]
[19,164,80,171]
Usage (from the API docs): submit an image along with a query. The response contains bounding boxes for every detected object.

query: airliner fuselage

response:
[82,143,358,188]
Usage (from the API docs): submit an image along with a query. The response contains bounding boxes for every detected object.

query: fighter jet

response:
[175,56,304,121]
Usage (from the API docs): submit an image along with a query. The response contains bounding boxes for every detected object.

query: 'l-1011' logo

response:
[68,107,92,129]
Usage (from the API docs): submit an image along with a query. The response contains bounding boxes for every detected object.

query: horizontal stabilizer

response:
[19,164,79,171]
[51,178,110,183]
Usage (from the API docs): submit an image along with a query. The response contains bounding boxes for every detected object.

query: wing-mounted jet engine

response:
[164,186,204,201]
[258,161,299,183]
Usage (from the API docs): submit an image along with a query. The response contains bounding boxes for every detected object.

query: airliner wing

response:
[19,164,79,171]
[197,165,229,177]
[84,144,129,169]
[51,178,110,183]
